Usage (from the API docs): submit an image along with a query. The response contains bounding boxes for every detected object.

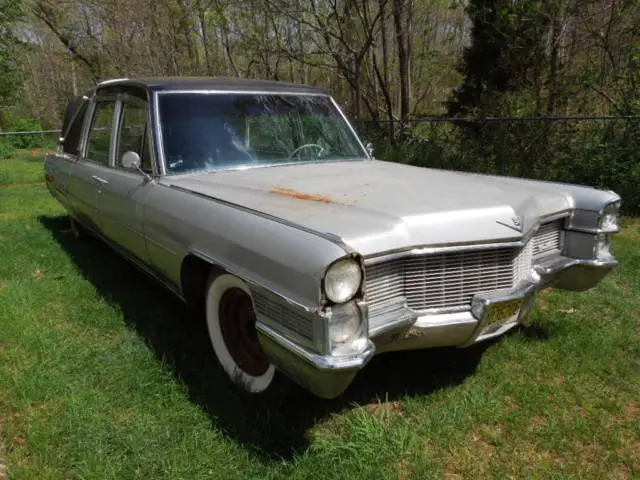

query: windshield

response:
[157,93,366,174]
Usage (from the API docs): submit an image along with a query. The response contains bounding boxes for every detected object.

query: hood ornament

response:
[497,216,524,233]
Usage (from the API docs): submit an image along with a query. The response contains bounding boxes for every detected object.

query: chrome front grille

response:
[532,219,564,257]
[252,291,313,340]
[366,219,565,318]
[367,247,519,315]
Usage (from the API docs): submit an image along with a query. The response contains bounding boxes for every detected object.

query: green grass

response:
[1,151,638,479]
[0,151,48,186]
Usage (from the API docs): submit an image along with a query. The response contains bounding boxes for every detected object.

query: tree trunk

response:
[393,0,411,124]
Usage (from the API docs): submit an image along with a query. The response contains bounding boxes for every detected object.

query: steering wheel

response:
[287,143,325,160]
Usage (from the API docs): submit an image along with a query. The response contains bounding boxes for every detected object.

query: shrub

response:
[356,118,640,214]
[0,110,55,156]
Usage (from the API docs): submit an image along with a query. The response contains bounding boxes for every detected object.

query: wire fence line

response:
[362,115,640,123]
[0,129,61,136]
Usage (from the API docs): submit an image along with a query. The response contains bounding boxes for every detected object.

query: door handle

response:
[91,175,109,185]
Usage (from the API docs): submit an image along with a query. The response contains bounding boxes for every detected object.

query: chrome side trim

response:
[144,233,176,255]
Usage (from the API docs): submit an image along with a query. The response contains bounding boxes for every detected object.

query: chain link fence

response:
[353,116,640,213]
[0,130,60,157]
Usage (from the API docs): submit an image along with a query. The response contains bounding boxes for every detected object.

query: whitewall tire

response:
[205,273,275,393]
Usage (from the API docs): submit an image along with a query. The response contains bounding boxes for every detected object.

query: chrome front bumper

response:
[256,254,616,398]
[373,254,618,353]
[257,323,376,399]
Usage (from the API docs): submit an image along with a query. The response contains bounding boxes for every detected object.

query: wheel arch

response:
[180,253,226,312]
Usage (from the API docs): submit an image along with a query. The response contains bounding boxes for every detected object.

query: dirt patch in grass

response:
[0,418,6,480]
[394,458,413,480]
[0,182,44,190]
[365,400,405,417]
[623,403,639,417]
[538,297,549,310]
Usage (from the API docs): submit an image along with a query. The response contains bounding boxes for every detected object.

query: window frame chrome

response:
[152,90,369,177]
[80,94,119,168]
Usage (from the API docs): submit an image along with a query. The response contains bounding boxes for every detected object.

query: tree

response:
[448,0,551,116]
[0,0,24,106]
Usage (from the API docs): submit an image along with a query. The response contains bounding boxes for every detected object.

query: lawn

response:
[0,151,638,479]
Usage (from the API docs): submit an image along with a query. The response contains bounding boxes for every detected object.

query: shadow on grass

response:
[518,322,553,340]
[41,214,493,462]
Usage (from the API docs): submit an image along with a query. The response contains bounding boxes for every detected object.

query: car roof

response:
[97,77,328,95]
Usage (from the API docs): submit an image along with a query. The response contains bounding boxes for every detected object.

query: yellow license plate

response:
[486,299,522,328]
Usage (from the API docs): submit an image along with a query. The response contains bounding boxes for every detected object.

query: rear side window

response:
[86,102,115,165]
[117,102,151,172]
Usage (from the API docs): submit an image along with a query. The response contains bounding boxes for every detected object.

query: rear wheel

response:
[205,273,275,393]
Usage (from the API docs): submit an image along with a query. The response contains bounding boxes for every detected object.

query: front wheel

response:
[205,273,276,393]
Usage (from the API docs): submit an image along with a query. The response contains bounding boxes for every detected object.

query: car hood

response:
[164,160,577,257]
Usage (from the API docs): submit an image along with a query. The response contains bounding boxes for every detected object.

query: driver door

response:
[96,95,155,264]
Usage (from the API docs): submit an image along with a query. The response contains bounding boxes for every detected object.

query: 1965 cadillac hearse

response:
[45,77,621,398]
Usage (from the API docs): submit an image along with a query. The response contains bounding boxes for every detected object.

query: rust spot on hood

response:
[269,187,334,204]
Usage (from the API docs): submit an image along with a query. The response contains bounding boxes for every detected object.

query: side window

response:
[86,102,115,165]
[117,102,151,172]
[62,99,88,155]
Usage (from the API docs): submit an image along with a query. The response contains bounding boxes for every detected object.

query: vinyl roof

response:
[98,77,328,94]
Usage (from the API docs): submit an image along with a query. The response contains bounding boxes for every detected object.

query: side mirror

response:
[121,151,141,170]
[365,142,375,159]
[120,151,152,181]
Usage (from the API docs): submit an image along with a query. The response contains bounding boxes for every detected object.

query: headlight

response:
[324,258,362,304]
[599,201,620,232]
[595,233,614,259]
[328,302,361,344]
[327,301,368,356]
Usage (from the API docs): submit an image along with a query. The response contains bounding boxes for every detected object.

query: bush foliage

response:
[0,110,55,157]
[358,118,640,214]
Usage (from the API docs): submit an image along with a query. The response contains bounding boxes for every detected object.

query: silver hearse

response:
[45,78,621,398]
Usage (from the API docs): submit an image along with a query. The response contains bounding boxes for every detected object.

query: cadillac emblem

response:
[497,216,524,232]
